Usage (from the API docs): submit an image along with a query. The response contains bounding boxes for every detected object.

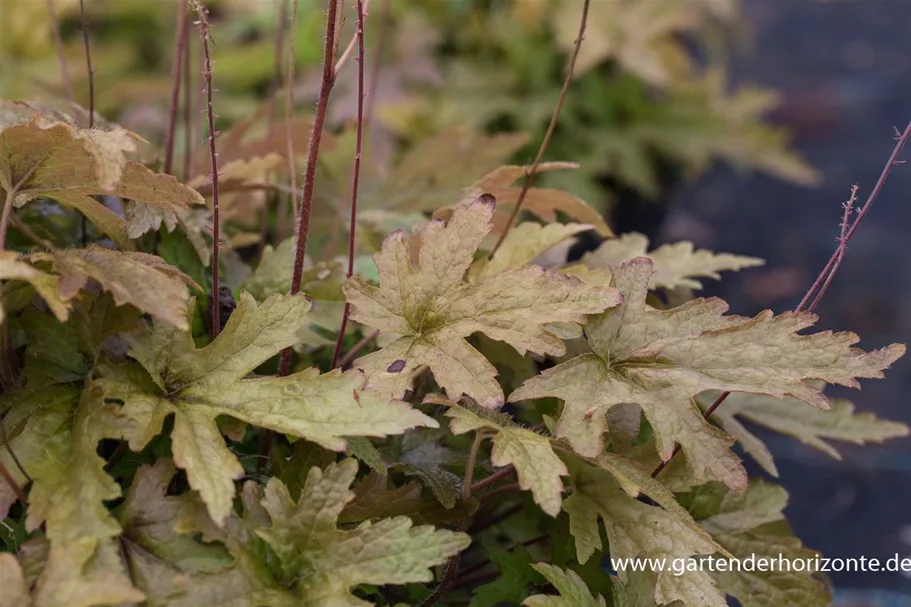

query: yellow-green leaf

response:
[476,221,593,278]
[467,162,613,237]
[579,232,764,290]
[32,246,198,330]
[510,258,903,491]
[701,389,909,477]
[0,101,203,237]
[99,292,436,525]
[0,554,30,607]
[345,196,621,408]
[680,481,831,607]
[563,460,726,606]
[523,564,607,607]
[257,459,471,606]
[0,251,68,324]
[444,399,568,516]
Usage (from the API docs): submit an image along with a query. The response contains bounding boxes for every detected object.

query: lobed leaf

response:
[117,459,295,607]
[579,232,764,290]
[563,460,726,606]
[523,564,607,607]
[257,459,471,606]
[0,101,203,242]
[511,258,904,491]
[99,292,436,525]
[680,481,831,607]
[444,399,568,516]
[701,389,909,477]
[467,162,613,237]
[31,246,199,330]
[346,196,621,407]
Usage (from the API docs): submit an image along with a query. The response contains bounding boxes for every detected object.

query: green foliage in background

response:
[0,1,904,606]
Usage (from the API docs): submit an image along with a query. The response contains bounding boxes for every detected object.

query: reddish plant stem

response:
[652,119,911,481]
[331,0,367,369]
[338,328,379,369]
[260,0,342,465]
[487,0,590,258]
[47,0,74,102]
[796,121,911,311]
[333,0,370,76]
[78,0,94,248]
[477,482,520,504]
[322,0,372,261]
[470,464,515,493]
[195,2,222,338]
[276,0,342,376]
[808,185,857,312]
[163,4,189,176]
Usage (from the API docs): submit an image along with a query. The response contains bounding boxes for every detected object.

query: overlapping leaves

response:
[563,459,727,606]
[578,232,764,291]
[701,389,909,477]
[256,459,470,606]
[680,481,831,607]
[511,258,904,491]
[1,247,199,329]
[98,291,436,524]
[442,399,568,516]
[345,196,621,408]
[0,100,203,248]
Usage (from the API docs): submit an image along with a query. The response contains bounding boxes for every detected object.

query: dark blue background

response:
[660,2,911,605]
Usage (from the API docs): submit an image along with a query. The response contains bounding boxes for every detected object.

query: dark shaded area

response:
[658,2,911,603]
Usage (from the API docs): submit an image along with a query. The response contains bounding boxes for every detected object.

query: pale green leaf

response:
[34,540,145,607]
[118,459,295,607]
[243,238,346,345]
[444,400,568,516]
[554,0,695,84]
[701,390,910,476]
[580,232,764,290]
[346,196,621,407]
[1,382,143,607]
[0,251,69,324]
[511,258,904,491]
[99,292,436,525]
[0,104,203,231]
[257,459,471,606]
[563,461,726,607]
[475,222,593,278]
[31,246,199,330]
[611,569,667,607]
[681,481,831,607]
[523,564,606,607]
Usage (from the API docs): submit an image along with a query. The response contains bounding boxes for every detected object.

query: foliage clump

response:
[0,2,907,607]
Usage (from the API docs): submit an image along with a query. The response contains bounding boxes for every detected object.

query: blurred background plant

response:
[0,0,817,251]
